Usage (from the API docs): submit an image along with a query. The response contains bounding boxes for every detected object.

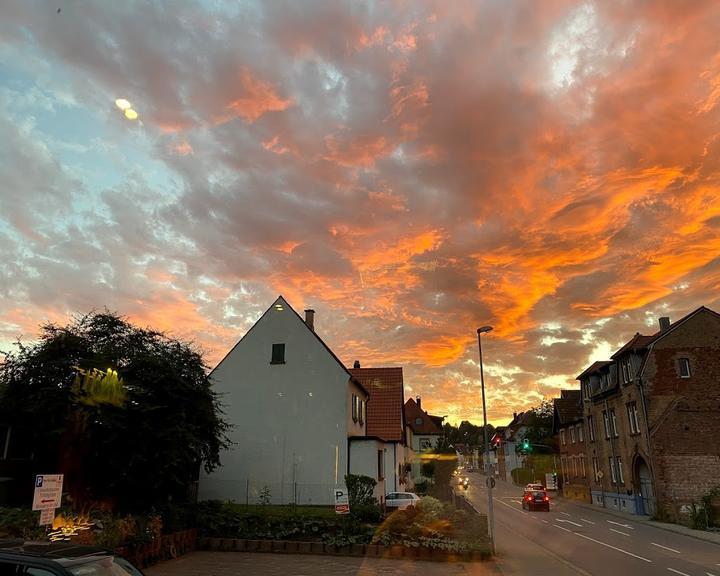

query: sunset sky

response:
[1,1,719,425]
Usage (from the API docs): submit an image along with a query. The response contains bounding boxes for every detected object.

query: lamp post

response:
[477,325,495,555]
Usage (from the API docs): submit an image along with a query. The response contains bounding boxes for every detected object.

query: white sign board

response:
[333,487,350,515]
[545,473,558,491]
[32,474,63,511]
[39,508,55,526]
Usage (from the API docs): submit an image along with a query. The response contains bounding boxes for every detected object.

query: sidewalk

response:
[553,493,720,546]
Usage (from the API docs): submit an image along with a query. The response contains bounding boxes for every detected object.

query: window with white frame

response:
[359,399,364,425]
[570,427,576,443]
[621,360,628,383]
[592,456,600,481]
[572,456,578,477]
[580,454,586,478]
[616,456,624,484]
[610,408,618,437]
[627,402,639,434]
[609,457,617,483]
[588,415,596,442]
[678,358,691,378]
[602,410,610,439]
[578,423,584,442]
[560,429,566,445]
[352,394,358,422]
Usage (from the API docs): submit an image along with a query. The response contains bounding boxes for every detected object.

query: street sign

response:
[32,474,63,511]
[39,508,54,526]
[485,476,496,489]
[333,487,350,515]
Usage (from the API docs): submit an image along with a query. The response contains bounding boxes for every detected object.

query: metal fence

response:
[198,478,339,506]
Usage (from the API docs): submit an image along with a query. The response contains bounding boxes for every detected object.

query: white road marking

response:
[609,528,631,537]
[557,518,583,527]
[512,499,522,504]
[581,518,595,525]
[541,519,549,524]
[651,543,680,554]
[573,532,652,563]
[607,519,634,529]
[560,511,571,516]
[667,568,690,576]
[705,572,716,576]
[554,524,572,532]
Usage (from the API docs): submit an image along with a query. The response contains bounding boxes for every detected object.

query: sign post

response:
[333,487,350,515]
[33,474,63,527]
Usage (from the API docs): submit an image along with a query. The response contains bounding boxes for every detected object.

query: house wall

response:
[558,422,590,502]
[198,302,354,505]
[642,310,720,520]
[347,380,368,437]
[349,439,387,502]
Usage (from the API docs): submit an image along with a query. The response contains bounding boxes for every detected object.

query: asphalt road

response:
[463,474,720,576]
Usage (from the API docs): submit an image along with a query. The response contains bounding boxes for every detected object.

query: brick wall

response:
[643,309,720,519]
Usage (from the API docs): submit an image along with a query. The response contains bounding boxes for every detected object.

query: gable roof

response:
[211,296,368,396]
[553,390,583,426]
[349,367,405,442]
[404,398,443,435]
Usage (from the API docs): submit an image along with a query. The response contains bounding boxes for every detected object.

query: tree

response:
[518,400,555,454]
[0,310,230,511]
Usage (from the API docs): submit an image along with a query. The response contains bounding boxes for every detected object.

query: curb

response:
[197,537,492,562]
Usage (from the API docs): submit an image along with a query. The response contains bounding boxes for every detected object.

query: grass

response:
[225,503,338,519]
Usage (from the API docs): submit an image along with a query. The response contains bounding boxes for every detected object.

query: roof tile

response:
[349,367,405,442]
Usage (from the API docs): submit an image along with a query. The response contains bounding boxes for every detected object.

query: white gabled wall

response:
[199,297,352,505]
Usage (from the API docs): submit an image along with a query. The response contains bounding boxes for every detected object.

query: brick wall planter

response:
[115,528,197,568]
[198,537,490,562]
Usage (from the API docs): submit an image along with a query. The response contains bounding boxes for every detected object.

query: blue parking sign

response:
[36,476,43,487]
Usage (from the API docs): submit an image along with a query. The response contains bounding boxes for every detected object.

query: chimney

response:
[416,395,421,408]
[659,317,670,332]
[353,360,360,369]
[513,412,517,420]
[304,309,315,332]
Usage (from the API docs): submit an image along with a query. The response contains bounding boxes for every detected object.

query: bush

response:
[0,508,45,540]
[345,474,376,506]
[421,462,436,478]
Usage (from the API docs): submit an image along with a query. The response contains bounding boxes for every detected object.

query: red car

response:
[522,489,550,511]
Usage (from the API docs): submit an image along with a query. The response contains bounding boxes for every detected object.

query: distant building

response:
[553,390,590,501]
[495,412,531,482]
[579,306,720,520]
[403,396,444,484]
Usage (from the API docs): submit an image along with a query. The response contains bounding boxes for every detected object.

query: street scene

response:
[2,1,720,575]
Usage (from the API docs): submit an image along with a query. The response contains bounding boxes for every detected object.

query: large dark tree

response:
[0,311,229,511]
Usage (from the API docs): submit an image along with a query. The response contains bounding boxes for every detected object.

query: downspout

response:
[394,443,397,492]
[637,343,659,516]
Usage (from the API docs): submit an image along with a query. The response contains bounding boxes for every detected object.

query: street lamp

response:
[477,325,495,554]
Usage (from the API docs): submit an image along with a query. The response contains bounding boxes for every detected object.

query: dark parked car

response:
[522,489,550,511]
[0,540,145,575]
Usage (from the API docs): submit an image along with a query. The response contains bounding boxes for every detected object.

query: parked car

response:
[385,492,421,510]
[0,540,145,575]
[522,489,550,511]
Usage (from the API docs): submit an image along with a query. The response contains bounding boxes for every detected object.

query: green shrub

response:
[345,474,376,506]
[0,507,45,540]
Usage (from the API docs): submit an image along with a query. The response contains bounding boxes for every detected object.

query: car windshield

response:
[66,557,143,576]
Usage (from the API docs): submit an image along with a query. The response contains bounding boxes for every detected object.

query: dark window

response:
[358,399,364,424]
[588,415,596,442]
[678,358,691,378]
[271,343,285,364]
[377,450,384,480]
[351,394,358,422]
[627,402,640,434]
[415,417,423,425]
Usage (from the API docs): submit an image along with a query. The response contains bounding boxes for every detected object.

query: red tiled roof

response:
[404,398,443,435]
[349,367,405,442]
[553,390,583,425]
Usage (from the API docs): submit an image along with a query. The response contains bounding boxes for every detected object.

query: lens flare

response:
[124,108,138,120]
[115,98,132,110]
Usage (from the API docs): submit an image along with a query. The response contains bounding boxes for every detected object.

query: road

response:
[463,474,720,576]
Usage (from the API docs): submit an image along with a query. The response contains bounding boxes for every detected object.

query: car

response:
[525,483,545,492]
[0,540,145,575]
[522,489,550,511]
[457,476,469,489]
[385,491,421,510]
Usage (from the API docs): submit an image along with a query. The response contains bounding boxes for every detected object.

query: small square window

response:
[415,417,423,426]
[271,343,285,364]
[678,358,691,378]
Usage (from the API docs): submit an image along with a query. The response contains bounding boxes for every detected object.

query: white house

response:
[348,366,410,502]
[403,397,444,483]
[198,296,369,505]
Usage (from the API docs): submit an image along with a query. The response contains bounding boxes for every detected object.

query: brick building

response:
[578,306,720,520]
[553,390,590,501]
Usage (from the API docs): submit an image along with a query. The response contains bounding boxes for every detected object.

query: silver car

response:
[385,491,421,510]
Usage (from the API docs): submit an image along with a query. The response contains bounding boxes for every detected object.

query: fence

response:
[199,478,339,506]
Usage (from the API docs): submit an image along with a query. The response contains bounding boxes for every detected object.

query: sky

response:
[1,1,719,426]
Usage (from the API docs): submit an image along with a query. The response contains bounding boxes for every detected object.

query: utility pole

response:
[477,326,495,555]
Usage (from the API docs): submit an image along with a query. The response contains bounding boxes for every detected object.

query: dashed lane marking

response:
[609,528,631,537]
[607,519,634,529]
[557,519,583,527]
[667,568,690,576]
[651,543,680,554]
[581,518,595,525]
[573,531,652,563]
[560,511,571,516]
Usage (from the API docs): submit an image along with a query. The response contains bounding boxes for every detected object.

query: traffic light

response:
[522,439,531,452]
